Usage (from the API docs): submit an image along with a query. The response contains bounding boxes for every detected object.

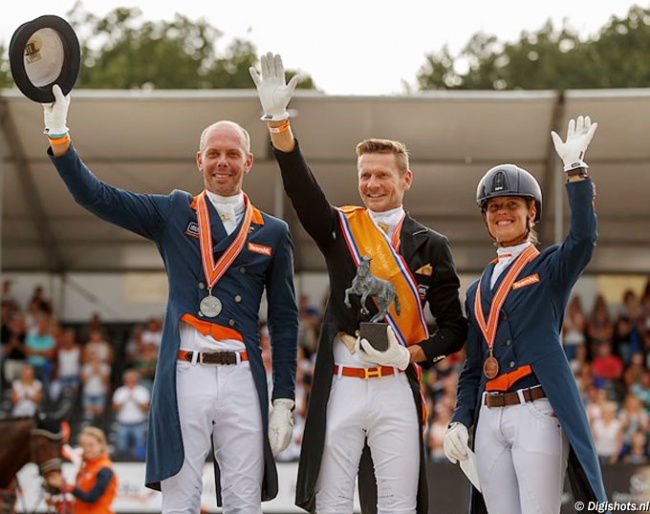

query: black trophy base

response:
[360,322,389,352]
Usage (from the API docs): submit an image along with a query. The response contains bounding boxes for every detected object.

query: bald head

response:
[199,121,251,154]
[196,120,254,196]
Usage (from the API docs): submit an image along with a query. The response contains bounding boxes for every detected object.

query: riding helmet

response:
[476,163,542,222]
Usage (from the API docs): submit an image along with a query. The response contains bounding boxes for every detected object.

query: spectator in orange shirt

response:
[50,426,118,514]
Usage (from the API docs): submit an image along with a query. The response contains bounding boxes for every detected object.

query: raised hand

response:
[551,115,598,172]
[249,52,300,121]
[43,84,70,137]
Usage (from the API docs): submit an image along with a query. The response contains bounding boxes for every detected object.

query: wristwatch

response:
[566,167,589,179]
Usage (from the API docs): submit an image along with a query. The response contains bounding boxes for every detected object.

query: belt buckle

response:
[198,352,206,364]
[516,388,527,405]
[364,367,382,379]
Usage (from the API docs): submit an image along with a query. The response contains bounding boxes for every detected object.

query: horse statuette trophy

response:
[344,255,401,351]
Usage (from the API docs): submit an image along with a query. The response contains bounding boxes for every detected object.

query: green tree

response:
[588,6,650,87]
[71,6,223,89]
[68,4,315,90]
[417,6,650,90]
[1,2,315,91]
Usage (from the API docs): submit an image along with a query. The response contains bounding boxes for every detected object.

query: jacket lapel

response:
[481,262,496,305]
[398,214,429,264]
[206,200,233,253]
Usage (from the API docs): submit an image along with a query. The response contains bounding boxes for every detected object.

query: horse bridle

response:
[0,424,65,514]
[30,427,64,477]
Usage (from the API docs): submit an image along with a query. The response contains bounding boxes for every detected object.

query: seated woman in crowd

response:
[11,363,42,416]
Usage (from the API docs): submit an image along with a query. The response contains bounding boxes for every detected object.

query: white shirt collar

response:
[205,191,245,215]
[368,206,405,226]
[367,206,405,238]
[496,241,530,262]
[491,241,532,289]
[205,191,245,235]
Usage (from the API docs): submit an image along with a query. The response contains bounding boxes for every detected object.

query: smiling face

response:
[357,153,412,212]
[485,196,536,246]
[79,432,105,461]
[196,121,253,197]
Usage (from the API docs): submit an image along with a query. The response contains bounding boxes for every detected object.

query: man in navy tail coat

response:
[43,85,299,514]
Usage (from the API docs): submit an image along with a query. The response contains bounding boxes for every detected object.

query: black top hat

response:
[9,15,80,103]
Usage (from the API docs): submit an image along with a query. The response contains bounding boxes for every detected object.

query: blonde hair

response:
[80,426,108,450]
[355,139,410,174]
[525,199,539,245]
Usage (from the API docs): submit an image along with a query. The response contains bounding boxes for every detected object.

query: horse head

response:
[31,415,67,494]
[359,256,372,275]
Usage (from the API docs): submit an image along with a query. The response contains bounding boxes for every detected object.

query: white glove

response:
[249,52,300,121]
[43,84,71,137]
[443,422,470,464]
[268,398,294,456]
[550,115,598,172]
[355,326,410,371]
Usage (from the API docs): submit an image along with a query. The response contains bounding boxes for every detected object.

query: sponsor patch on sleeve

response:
[185,222,199,238]
[247,242,272,256]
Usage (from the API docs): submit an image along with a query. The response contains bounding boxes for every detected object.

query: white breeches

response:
[475,395,569,514]
[160,331,264,514]
[315,370,420,514]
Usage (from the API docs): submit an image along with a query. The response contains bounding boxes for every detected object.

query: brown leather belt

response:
[177,350,248,365]
[484,386,545,408]
[333,364,403,380]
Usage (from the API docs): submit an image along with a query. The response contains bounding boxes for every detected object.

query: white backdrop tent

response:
[1,88,649,279]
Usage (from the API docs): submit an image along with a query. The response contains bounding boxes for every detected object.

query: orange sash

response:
[337,206,429,346]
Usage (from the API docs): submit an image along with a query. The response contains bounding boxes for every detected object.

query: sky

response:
[1,0,646,95]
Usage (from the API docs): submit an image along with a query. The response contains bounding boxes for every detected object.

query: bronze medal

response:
[483,356,499,379]
[474,244,540,383]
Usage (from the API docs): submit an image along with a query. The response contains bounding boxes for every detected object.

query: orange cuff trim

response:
[48,133,70,145]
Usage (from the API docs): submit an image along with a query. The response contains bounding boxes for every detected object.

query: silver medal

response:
[199,294,222,318]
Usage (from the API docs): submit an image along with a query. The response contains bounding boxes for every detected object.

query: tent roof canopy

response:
[1,88,649,274]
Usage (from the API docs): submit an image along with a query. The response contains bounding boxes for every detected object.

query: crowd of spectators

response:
[3,277,650,465]
[0,279,156,460]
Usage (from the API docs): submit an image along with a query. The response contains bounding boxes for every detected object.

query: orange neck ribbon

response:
[196,191,253,291]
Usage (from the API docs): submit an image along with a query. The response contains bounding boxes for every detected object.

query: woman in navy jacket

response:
[444,117,608,514]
